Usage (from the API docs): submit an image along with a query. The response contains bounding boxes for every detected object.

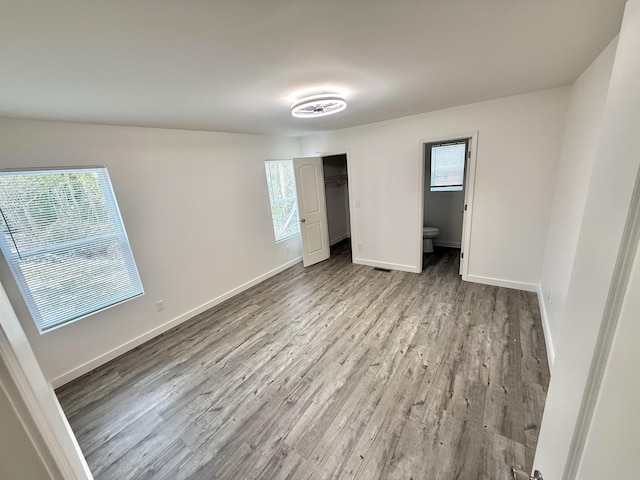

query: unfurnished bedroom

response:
[0,1,639,480]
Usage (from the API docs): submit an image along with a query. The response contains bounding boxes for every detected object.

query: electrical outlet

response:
[546,289,552,301]
[357,243,363,251]
[155,300,165,312]
[355,200,361,208]
[286,244,290,253]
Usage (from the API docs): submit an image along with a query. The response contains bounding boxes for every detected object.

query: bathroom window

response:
[430,141,467,191]
[0,167,144,333]
[265,159,300,242]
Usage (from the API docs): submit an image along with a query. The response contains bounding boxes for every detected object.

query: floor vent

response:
[374,267,391,272]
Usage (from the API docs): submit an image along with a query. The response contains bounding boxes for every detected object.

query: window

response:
[264,160,300,242]
[430,141,467,191]
[0,167,143,333]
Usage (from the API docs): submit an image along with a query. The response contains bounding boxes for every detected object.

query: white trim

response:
[0,345,59,479]
[353,257,419,273]
[536,285,556,369]
[463,274,538,292]
[418,131,479,276]
[433,240,461,248]
[0,284,93,479]
[329,233,350,246]
[50,256,302,388]
[315,148,352,159]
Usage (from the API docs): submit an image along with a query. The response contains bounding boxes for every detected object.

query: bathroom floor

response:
[423,246,461,272]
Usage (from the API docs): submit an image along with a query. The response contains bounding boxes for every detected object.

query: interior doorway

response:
[418,132,478,275]
[322,154,351,260]
[292,153,352,267]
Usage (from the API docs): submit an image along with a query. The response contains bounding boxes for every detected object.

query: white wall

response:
[538,39,617,365]
[300,88,569,286]
[534,1,640,476]
[0,119,302,385]
[576,211,640,480]
[322,154,350,245]
[423,145,465,248]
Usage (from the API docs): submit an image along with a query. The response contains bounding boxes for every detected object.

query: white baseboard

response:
[463,274,538,292]
[50,256,303,388]
[536,285,556,370]
[353,257,420,274]
[433,240,461,248]
[330,233,350,246]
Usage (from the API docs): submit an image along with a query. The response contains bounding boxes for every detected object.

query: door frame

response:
[557,163,640,479]
[418,131,479,275]
[0,282,93,479]
[314,149,354,257]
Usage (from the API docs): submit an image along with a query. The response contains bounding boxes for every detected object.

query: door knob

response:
[300,218,306,223]
[512,467,543,480]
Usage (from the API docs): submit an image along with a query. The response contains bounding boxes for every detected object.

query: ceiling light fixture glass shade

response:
[291,94,347,118]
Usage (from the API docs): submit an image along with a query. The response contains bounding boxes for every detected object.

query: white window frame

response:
[0,166,144,333]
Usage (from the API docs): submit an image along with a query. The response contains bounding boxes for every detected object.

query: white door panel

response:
[294,157,330,267]
[460,140,472,276]
[299,165,320,213]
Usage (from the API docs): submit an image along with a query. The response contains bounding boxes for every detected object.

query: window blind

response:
[430,142,466,191]
[0,167,143,333]
[265,160,300,242]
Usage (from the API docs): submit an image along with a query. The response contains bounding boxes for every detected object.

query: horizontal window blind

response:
[265,160,300,242]
[430,142,466,192]
[0,167,143,332]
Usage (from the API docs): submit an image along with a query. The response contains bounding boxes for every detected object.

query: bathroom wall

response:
[323,154,351,246]
[423,145,465,248]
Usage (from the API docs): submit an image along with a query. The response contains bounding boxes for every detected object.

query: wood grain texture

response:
[56,243,550,480]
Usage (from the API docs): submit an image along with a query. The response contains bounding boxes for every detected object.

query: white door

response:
[294,157,330,267]
[459,133,478,277]
[460,142,471,276]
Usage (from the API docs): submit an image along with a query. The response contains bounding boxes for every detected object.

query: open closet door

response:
[293,157,330,267]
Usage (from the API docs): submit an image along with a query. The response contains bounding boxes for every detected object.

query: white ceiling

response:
[0,0,626,136]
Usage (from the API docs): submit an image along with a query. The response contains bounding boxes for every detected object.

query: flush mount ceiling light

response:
[291,94,347,118]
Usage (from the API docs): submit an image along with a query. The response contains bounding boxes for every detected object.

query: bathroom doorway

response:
[418,132,478,275]
[322,154,352,261]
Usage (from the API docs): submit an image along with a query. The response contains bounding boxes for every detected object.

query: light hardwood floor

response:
[56,243,550,480]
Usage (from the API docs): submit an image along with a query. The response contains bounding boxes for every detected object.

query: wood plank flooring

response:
[56,243,550,480]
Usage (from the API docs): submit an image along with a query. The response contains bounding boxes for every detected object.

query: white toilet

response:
[422,226,440,253]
